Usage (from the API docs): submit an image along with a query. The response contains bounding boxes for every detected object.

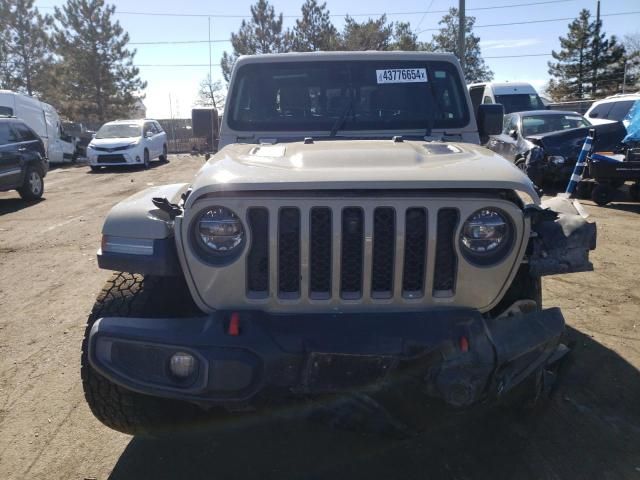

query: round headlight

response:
[194,207,244,258]
[460,208,513,265]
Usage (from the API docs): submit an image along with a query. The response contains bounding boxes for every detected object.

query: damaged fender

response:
[526,196,597,276]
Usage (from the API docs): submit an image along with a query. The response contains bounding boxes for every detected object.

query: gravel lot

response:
[1,155,639,479]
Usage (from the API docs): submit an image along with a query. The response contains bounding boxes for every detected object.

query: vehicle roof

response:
[102,119,157,125]
[467,81,538,94]
[235,50,459,66]
[515,110,583,117]
[590,93,640,105]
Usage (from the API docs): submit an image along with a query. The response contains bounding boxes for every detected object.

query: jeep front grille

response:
[246,204,459,302]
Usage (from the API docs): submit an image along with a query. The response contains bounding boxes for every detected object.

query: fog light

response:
[169,352,196,378]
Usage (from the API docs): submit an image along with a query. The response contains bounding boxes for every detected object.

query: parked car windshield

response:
[495,94,545,114]
[95,123,141,139]
[227,60,470,133]
[522,113,590,136]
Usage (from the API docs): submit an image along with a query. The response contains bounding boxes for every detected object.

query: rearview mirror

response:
[509,129,518,140]
[477,103,504,141]
[145,131,154,138]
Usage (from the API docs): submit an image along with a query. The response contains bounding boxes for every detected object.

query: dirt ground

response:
[0,155,639,480]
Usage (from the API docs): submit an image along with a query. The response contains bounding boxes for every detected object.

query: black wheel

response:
[591,183,614,206]
[143,149,150,169]
[81,272,204,435]
[17,166,44,200]
[629,183,640,202]
[575,181,593,199]
[159,144,168,162]
[90,165,101,172]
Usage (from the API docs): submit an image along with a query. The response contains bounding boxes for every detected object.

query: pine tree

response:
[548,9,631,100]
[428,8,493,83]
[547,10,594,101]
[0,0,54,96]
[52,0,146,122]
[291,0,338,52]
[390,22,420,51]
[340,15,394,51]
[220,0,289,82]
[593,34,628,97]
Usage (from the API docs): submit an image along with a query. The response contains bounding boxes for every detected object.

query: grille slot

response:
[371,207,395,298]
[433,208,459,295]
[340,208,364,299]
[402,208,427,296]
[278,208,301,297]
[246,208,269,296]
[309,207,332,299]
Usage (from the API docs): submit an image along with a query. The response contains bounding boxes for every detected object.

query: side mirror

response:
[477,103,504,141]
[509,129,519,140]
[145,131,154,138]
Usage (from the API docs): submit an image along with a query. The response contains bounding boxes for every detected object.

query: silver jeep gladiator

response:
[83,52,596,435]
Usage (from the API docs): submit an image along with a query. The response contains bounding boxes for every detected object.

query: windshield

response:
[495,93,545,114]
[227,60,469,133]
[522,113,590,136]
[95,123,141,139]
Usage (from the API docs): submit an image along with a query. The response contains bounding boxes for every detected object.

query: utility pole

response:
[593,0,600,96]
[458,0,465,73]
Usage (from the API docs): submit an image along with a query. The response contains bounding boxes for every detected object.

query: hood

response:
[187,139,538,204]
[90,137,139,148]
[526,122,627,160]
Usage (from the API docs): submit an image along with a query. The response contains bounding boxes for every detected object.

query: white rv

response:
[0,90,76,164]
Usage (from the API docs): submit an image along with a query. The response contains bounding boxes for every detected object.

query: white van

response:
[0,90,76,164]
[468,82,546,115]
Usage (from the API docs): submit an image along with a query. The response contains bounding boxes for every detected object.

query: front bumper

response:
[87,149,143,166]
[88,308,565,409]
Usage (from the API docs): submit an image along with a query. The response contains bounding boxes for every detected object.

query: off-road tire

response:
[575,180,593,200]
[17,166,44,200]
[591,183,614,206]
[81,272,204,435]
[159,144,168,162]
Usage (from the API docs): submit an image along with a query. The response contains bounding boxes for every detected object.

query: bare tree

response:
[196,74,226,112]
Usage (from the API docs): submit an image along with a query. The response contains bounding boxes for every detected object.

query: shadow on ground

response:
[0,197,43,216]
[109,327,640,480]
[87,159,170,174]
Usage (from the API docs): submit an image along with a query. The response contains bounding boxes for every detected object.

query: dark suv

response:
[0,117,48,200]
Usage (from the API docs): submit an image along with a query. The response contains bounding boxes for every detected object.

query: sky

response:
[35,0,640,119]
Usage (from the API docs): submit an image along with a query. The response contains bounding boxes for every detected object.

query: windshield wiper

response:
[329,97,353,137]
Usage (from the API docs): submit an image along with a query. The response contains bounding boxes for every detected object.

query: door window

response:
[143,122,155,136]
[13,122,38,142]
[607,100,635,121]
[0,122,19,145]
[153,121,164,133]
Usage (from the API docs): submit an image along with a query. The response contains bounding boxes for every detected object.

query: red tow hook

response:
[459,335,470,352]
[228,312,241,336]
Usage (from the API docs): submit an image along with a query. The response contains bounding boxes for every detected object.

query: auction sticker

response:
[376,68,427,84]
